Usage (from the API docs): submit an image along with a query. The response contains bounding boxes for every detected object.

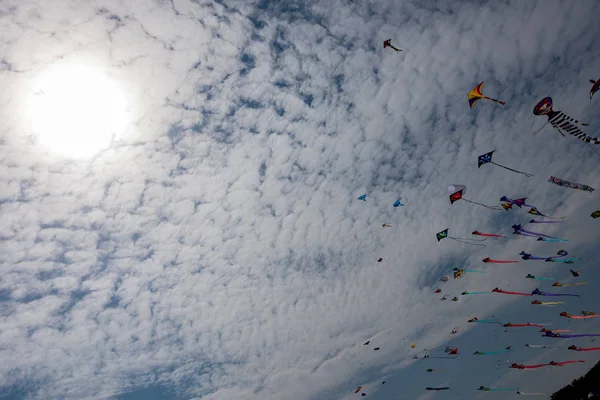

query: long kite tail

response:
[505,323,544,328]
[484,258,519,263]
[555,282,588,286]
[462,198,502,210]
[563,314,599,319]
[570,347,600,352]
[538,237,568,242]
[463,291,491,295]
[476,350,512,355]
[547,333,600,338]
[529,276,555,281]
[554,360,585,366]
[533,301,565,306]
[494,289,532,296]
[517,392,546,396]
[473,231,507,238]
[517,363,552,369]
[482,96,506,105]
[529,219,563,224]
[540,292,580,297]
[491,162,533,177]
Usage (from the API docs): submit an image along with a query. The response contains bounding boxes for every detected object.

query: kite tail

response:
[462,198,502,210]
[495,290,532,296]
[521,228,557,239]
[473,232,507,238]
[489,388,519,391]
[449,237,487,246]
[555,360,585,366]
[463,291,491,295]
[573,347,600,352]
[561,334,600,338]
[480,350,511,355]
[482,96,506,105]
[565,315,598,319]
[543,293,580,297]
[490,162,533,177]
[537,302,565,305]
[464,269,486,273]
[558,282,588,286]
[532,277,555,281]
[517,392,546,396]
[485,259,519,263]
[529,219,563,224]
[538,237,568,242]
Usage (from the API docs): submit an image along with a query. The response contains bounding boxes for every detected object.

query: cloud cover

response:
[1,0,600,398]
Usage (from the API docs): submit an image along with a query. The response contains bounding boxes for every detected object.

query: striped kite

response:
[533,97,600,144]
[468,82,506,108]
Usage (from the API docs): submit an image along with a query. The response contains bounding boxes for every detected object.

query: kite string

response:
[449,237,486,246]
[462,198,502,210]
[490,162,533,177]
[532,121,549,136]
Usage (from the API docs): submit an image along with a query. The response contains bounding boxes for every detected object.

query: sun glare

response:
[28,63,129,159]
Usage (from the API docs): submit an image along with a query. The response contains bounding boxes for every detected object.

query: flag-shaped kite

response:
[393,199,404,207]
[478,151,532,177]
[437,228,486,246]
[449,184,501,210]
[468,82,506,108]
[383,39,401,53]
[533,97,600,144]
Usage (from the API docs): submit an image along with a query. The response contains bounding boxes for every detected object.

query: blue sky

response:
[1,0,600,399]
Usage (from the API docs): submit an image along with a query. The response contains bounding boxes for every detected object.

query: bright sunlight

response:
[28,63,129,159]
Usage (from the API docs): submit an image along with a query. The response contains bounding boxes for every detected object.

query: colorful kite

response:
[543,330,600,338]
[591,210,600,219]
[553,282,588,287]
[569,345,600,352]
[383,39,401,53]
[477,151,532,177]
[483,257,518,264]
[468,317,501,324]
[532,288,580,297]
[526,274,554,281]
[472,230,506,238]
[532,300,565,306]
[527,207,564,219]
[393,199,404,207]
[590,78,600,101]
[492,287,532,296]
[434,289,442,293]
[512,224,561,240]
[501,203,513,211]
[437,228,486,246]
[504,322,543,328]
[453,268,485,279]
[478,386,519,391]
[529,219,562,224]
[468,82,505,108]
[425,387,450,391]
[500,196,535,208]
[560,312,598,320]
[549,176,595,193]
[537,237,568,242]
[449,184,501,210]
[358,194,366,201]
[533,96,600,144]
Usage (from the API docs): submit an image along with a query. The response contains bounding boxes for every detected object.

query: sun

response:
[28,63,129,159]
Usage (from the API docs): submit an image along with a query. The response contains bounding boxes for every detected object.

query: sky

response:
[1,0,600,399]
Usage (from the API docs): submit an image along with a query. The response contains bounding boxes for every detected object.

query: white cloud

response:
[1,0,600,399]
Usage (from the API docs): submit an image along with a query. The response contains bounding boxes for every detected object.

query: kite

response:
[358,194,366,201]
[533,96,600,144]
[363,341,370,345]
[483,257,518,264]
[532,288,580,297]
[450,327,459,334]
[591,78,600,101]
[561,312,599,320]
[382,223,392,228]
[570,270,580,277]
[529,219,562,224]
[427,369,445,372]
[373,347,380,351]
[462,291,491,295]
[537,237,568,242]
[383,39,401,53]
[477,150,532,177]
[543,330,600,338]
[377,258,383,262]
[354,386,362,393]
[447,348,459,355]
[410,343,416,348]
[527,207,564,220]
[527,274,554,281]
[440,294,448,300]
[532,300,565,306]
[393,199,404,207]
[451,296,459,302]
[478,386,519,391]
[591,210,600,219]
[540,328,570,333]
[569,345,600,352]
[517,392,546,396]
[440,275,449,282]
[492,287,532,296]
[553,281,588,287]
[437,228,486,246]
[549,176,595,193]
[512,224,561,240]
[582,310,597,316]
[425,387,449,391]
[434,289,441,293]
[504,323,543,328]
[468,317,501,324]
[500,196,534,208]
[525,344,554,348]
[453,268,485,279]
[520,251,549,261]
[449,184,501,210]
[501,203,513,211]
[472,230,506,238]
[468,82,505,108]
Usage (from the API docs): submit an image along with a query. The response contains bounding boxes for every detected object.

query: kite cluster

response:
[348,42,599,398]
